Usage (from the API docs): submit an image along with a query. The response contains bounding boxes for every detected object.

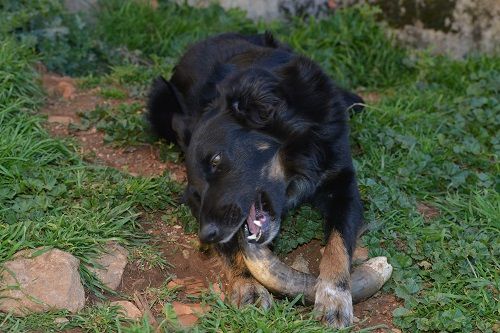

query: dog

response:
[148,32,364,328]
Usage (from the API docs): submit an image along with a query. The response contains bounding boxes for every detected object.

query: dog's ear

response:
[147,76,193,151]
[277,57,365,123]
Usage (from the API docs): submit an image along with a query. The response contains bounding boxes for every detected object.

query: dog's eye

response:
[210,153,221,170]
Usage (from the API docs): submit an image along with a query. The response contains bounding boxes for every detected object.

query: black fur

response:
[148,31,364,304]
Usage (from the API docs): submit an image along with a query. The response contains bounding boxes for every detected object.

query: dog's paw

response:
[313,279,353,328]
[229,277,273,309]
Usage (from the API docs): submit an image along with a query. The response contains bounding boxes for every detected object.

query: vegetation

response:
[0,0,498,331]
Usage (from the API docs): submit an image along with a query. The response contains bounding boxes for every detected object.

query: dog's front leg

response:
[313,168,363,328]
[216,239,273,309]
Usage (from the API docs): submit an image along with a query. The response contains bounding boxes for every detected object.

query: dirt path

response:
[41,72,400,331]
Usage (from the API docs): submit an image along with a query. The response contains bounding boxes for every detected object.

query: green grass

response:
[1,0,499,332]
[71,103,153,146]
[0,37,181,329]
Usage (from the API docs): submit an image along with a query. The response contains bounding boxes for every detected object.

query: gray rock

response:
[111,300,142,319]
[0,248,85,316]
[87,242,128,290]
[290,253,310,273]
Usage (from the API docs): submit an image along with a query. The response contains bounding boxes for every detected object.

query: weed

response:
[70,303,131,332]
[72,103,154,146]
[1,0,117,75]
[275,206,324,255]
[99,86,127,100]
[159,142,183,164]
[280,5,413,88]
[162,204,198,234]
[145,277,181,307]
[130,244,171,270]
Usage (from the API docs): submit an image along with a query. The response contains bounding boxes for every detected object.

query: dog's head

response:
[149,57,363,245]
[185,68,291,245]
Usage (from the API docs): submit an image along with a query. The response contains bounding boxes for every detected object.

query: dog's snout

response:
[199,223,221,243]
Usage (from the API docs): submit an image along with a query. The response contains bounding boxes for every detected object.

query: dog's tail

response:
[146,76,182,144]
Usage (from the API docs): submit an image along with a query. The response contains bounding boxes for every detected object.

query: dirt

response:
[417,201,440,221]
[41,72,401,330]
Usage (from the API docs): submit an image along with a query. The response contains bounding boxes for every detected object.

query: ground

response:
[41,71,401,332]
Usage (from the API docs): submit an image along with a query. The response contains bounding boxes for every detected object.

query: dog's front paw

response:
[314,279,353,328]
[229,277,273,309]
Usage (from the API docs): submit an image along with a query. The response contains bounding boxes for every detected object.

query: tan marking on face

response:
[266,153,285,181]
[256,142,271,151]
[318,230,350,285]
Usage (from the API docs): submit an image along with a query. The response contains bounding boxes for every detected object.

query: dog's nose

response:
[199,223,220,243]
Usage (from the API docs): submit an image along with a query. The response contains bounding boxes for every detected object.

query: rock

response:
[180,0,329,20]
[87,242,128,290]
[0,248,85,316]
[111,301,142,320]
[172,301,210,327]
[290,253,310,273]
[167,277,206,296]
[48,115,76,125]
[182,249,190,259]
[58,81,76,100]
[353,246,369,265]
[54,317,69,324]
[42,74,76,99]
[177,313,199,327]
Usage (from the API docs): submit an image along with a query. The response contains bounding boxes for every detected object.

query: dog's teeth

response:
[253,220,262,227]
[247,234,257,240]
[256,230,262,241]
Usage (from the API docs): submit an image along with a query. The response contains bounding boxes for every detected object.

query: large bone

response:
[240,235,392,304]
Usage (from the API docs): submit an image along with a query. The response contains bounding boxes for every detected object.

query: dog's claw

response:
[314,279,353,328]
[229,277,273,310]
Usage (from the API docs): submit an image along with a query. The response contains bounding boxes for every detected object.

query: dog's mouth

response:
[244,193,274,244]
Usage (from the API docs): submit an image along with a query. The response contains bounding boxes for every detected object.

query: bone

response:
[239,234,392,304]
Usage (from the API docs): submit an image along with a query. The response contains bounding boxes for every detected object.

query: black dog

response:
[148,32,364,328]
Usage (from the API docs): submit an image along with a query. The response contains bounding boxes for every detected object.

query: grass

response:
[0,37,180,329]
[1,0,499,332]
[71,103,153,146]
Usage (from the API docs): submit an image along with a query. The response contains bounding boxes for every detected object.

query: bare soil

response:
[41,72,401,331]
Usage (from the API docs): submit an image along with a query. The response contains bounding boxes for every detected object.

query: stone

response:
[167,277,206,296]
[111,301,142,320]
[54,317,69,324]
[57,81,76,100]
[177,313,199,327]
[290,253,310,273]
[87,242,128,290]
[48,115,76,125]
[172,301,210,327]
[0,248,85,316]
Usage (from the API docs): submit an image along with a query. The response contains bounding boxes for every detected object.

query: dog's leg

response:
[216,239,273,309]
[313,168,363,328]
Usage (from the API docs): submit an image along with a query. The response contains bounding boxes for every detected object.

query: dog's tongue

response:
[246,203,260,235]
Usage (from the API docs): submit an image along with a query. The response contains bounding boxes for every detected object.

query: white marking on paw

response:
[314,279,353,328]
